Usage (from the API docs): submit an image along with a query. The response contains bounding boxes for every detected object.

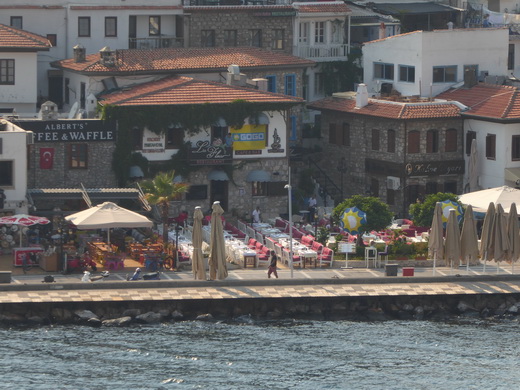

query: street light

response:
[337,157,347,200]
[284,177,294,279]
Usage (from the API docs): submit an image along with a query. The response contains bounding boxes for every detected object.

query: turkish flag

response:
[39,148,54,169]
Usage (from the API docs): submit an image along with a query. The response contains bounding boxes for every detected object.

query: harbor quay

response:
[1,265,520,326]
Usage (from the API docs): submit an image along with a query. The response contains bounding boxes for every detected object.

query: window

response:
[272,29,284,50]
[445,128,457,152]
[486,134,496,160]
[105,17,117,37]
[64,78,70,104]
[512,135,520,160]
[0,59,15,85]
[387,188,395,205]
[342,123,351,146]
[509,44,515,71]
[201,30,215,47]
[251,29,262,47]
[285,74,296,96]
[299,22,309,43]
[407,131,420,153]
[46,34,57,47]
[371,178,379,197]
[466,131,476,155]
[433,66,457,83]
[149,16,160,36]
[166,127,184,149]
[0,161,13,186]
[314,72,324,95]
[315,21,325,43]
[69,144,88,169]
[211,126,228,142]
[399,65,415,82]
[223,30,237,47]
[426,130,439,153]
[266,75,276,93]
[444,181,457,194]
[426,181,437,194]
[372,129,380,151]
[374,62,394,80]
[387,129,395,153]
[10,16,22,29]
[78,17,91,37]
[186,185,207,200]
[252,182,268,196]
[328,123,336,144]
[132,127,143,150]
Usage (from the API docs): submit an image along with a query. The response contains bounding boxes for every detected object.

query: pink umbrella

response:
[0,214,50,247]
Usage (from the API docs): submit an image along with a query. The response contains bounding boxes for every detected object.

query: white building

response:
[362,28,509,98]
[0,120,34,215]
[0,24,51,113]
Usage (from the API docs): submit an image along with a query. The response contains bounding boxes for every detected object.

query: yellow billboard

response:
[230,124,266,151]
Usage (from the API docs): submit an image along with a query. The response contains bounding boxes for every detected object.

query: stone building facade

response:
[309,94,465,218]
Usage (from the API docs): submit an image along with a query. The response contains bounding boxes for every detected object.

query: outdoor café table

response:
[252,223,271,229]
[298,248,318,268]
[258,227,282,237]
[270,233,290,240]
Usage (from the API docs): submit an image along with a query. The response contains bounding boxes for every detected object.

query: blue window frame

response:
[285,74,296,96]
[290,115,297,141]
[266,75,276,93]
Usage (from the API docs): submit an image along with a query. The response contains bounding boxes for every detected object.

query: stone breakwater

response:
[1,276,520,327]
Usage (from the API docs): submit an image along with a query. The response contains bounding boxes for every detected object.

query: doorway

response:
[210,180,228,211]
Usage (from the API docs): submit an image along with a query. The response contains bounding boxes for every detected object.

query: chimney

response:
[356,83,369,108]
[99,46,116,67]
[73,44,86,62]
[464,68,477,88]
[226,64,247,87]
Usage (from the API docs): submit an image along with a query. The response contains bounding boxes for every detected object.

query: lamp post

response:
[284,173,294,279]
[337,157,347,201]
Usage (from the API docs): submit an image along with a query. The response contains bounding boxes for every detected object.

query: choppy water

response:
[0,318,518,390]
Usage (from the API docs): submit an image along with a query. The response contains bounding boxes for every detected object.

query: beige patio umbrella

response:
[468,138,479,192]
[428,202,444,275]
[492,203,510,274]
[479,202,495,272]
[460,204,479,274]
[507,202,520,274]
[444,209,461,271]
[191,206,206,281]
[208,201,228,280]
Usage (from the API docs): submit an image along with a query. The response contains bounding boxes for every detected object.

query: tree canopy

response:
[409,192,461,227]
[332,195,393,233]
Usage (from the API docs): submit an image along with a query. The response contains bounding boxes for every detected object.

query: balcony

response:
[129,37,184,50]
[297,44,349,61]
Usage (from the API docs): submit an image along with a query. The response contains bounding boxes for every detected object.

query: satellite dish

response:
[67,102,79,119]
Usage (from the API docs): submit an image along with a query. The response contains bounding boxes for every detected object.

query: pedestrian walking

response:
[267,250,278,279]
[252,206,261,223]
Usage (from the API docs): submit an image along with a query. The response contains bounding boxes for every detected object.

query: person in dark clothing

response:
[267,250,278,279]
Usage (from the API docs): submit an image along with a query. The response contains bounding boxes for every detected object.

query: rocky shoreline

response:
[2,293,520,327]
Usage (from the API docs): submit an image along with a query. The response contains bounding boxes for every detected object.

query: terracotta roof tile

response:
[52,46,314,74]
[308,97,461,119]
[184,5,293,10]
[437,83,520,120]
[99,76,304,106]
[0,24,51,50]
[70,5,181,10]
[296,3,350,13]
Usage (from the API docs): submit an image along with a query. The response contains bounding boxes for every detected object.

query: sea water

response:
[0,318,518,390]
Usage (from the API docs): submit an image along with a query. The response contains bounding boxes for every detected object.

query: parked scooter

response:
[126,267,160,281]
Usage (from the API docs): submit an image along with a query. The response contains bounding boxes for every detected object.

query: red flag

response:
[39,148,54,169]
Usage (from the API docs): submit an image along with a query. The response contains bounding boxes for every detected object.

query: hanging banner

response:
[39,147,54,169]
[230,124,266,151]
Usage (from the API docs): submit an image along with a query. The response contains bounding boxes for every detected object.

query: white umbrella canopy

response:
[492,203,510,273]
[64,202,153,243]
[428,202,444,275]
[507,202,520,273]
[208,201,228,280]
[459,186,520,213]
[444,209,461,270]
[479,202,496,272]
[460,204,479,272]
[191,206,206,281]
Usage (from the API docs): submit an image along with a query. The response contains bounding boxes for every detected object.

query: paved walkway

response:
[1,263,520,304]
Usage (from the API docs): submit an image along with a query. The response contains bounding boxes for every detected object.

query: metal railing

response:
[297,44,349,60]
[129,37,184,50]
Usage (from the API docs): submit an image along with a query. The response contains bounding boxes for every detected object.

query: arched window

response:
[407,130,420,153]
[445,128,457,152]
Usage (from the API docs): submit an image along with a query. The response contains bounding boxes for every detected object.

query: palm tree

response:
[140,171,190,246]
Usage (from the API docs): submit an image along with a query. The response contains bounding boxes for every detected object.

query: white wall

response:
[363,28,509,97]
[464,119,520,190]
[0,52,38,112]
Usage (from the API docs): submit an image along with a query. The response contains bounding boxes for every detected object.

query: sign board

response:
[338,243,355,253]
[17,120,115,143]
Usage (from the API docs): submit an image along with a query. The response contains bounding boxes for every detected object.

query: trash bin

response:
[402,267,414,277]
[385,263,398,276]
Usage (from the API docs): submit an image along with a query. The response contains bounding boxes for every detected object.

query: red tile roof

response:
[0,24,51,51]
[52,46,314,74]
[296,3,350,13]
[437,83,520,120]
[308,97,461,119]
[70,5,181,10]
[99,76,304,106]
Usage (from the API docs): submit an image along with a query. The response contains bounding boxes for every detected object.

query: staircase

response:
[307,158,343,205]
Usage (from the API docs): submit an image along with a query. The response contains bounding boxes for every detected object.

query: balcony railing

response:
[128,37,184,50]
[184,0,313,5]
[297,44,349,61]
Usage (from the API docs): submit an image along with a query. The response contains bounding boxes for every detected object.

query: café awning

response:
[207,170,229,181]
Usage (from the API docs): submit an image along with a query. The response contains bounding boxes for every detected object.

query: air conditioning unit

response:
[386,176,400,190]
